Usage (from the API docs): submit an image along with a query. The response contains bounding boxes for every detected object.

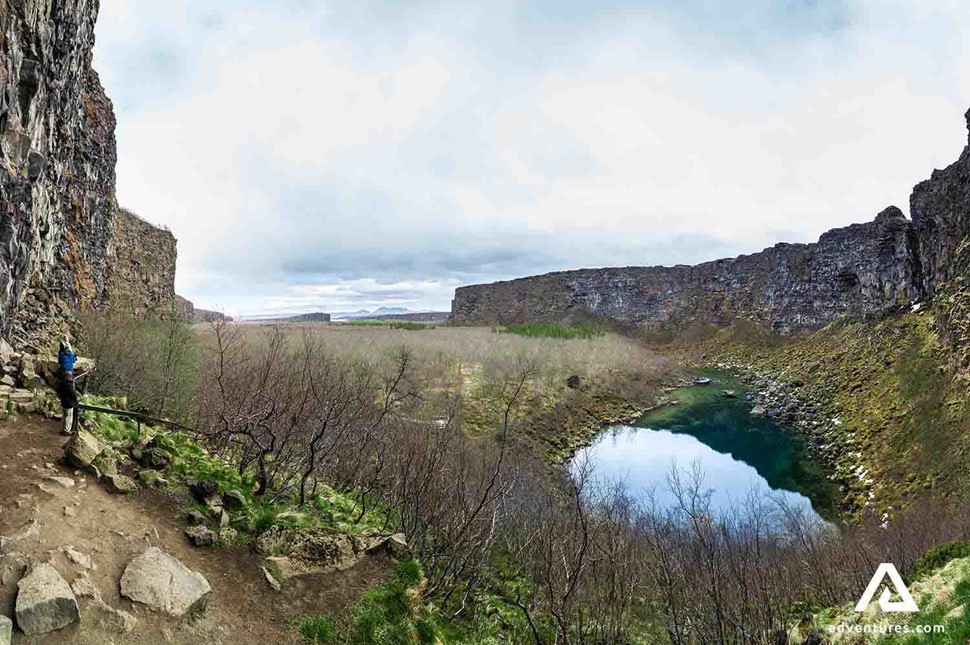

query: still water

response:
[573,371,836,519]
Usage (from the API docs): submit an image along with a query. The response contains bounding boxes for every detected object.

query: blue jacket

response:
[58,348,76,373]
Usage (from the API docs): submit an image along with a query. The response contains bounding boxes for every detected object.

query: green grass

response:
[298,560,442,644]
[909,542,970,583]
[882,572,970,644]
[498,323,605,340]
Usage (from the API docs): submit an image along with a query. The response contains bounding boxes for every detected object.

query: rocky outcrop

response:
[103,208,178,316]
[452,111,970,334]
[1,2,184,350]
[453,207,920,333]
[1,0,117,347]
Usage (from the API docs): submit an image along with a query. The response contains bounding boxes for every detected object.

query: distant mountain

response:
[333,307,413,320]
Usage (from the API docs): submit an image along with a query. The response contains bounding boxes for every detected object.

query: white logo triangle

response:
[854,563,919,613]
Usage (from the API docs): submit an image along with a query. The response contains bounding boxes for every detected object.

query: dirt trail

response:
[0,415,389,644]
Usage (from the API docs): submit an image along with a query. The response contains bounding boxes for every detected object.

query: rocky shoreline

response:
[701,361,869,515]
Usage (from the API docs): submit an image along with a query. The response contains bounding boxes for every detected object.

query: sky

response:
[92,1,970,317]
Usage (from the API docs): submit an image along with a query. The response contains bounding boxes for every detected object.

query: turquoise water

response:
[574,371,836,519]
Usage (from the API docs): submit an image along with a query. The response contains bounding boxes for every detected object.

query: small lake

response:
[573,371,837,519]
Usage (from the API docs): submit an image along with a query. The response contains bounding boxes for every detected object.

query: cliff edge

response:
[452,111,970,334]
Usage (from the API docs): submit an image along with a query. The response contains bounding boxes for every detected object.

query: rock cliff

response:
[0,1,181,348]
[452,113,970,333]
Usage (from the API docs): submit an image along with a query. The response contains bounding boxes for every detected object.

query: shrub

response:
[910,541,970,581]
[299,614,338,643]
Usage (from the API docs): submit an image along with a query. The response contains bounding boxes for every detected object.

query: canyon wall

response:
[452,113,970,334]
[0,1,180,348]
[103,208,178,316]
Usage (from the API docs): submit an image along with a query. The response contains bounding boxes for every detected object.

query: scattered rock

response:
[43,476,74,488]
[15,562,79,635]
[189,480,219,503]
[185,525,216,547]
[63,547,92,570]
[63,430,104,469]
[103,474,137,494]
[120,547,211,617]
[88,599,137,633]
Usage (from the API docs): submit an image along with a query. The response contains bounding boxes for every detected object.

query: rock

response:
[0,615,10,645]
[15,562,79,635]
[255,526,370,577]
[222,489,246,511]
[750,405,767,418]
[63,430,104,469]
[9,389,33,403]
[63,547,91,570]
[185,525,216,547]
[88,599,137,633]
[721,390,737,398]
[189,480,219,503]
[261,566,281,592]
[137,469,162,486]
[0,375,13,388]
[566,375,581,389]
[103,474,137,494]
[91,451,118,478]
[186,510,207,526]
[43,476,74,488]
[120,547,211,617]
[693,377,712,385]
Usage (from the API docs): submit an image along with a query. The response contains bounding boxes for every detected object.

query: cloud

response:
[93,1,970,316]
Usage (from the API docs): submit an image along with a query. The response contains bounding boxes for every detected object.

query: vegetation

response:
[299,560,441,644]
[499,323,605,340]
[343,319,435,330]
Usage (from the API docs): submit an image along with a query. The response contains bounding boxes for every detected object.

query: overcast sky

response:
[93,1,970,317]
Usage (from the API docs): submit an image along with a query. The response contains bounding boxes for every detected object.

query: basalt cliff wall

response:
[452,111,970,334]
[0,0,180,348]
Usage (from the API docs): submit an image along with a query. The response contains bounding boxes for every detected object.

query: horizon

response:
[92,1,970,318]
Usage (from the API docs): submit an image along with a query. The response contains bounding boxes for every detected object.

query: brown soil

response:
[0,415,390,644]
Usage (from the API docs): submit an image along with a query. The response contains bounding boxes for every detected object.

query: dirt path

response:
[0,415,389,644]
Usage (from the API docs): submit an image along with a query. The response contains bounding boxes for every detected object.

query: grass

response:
[499,322,605,340]
[82,395,389,542]
[343,320,434,330]
[298,559,442,644]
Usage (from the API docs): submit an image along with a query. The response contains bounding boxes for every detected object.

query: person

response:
[57,370,78,434]
[58,339,76,373]
[57,339,78,435]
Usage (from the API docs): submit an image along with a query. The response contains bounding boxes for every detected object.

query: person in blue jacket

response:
[57,339,77,434]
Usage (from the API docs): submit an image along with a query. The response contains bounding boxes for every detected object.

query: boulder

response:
[120,547,211,617]
[103,474,137,494]
[255,526,371,577]
[63,431,104,469]
[0,614,10,645]
[750,405,767,418]
[14,562,79,635]
[189,480,219,503]
[185,526,216,547]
